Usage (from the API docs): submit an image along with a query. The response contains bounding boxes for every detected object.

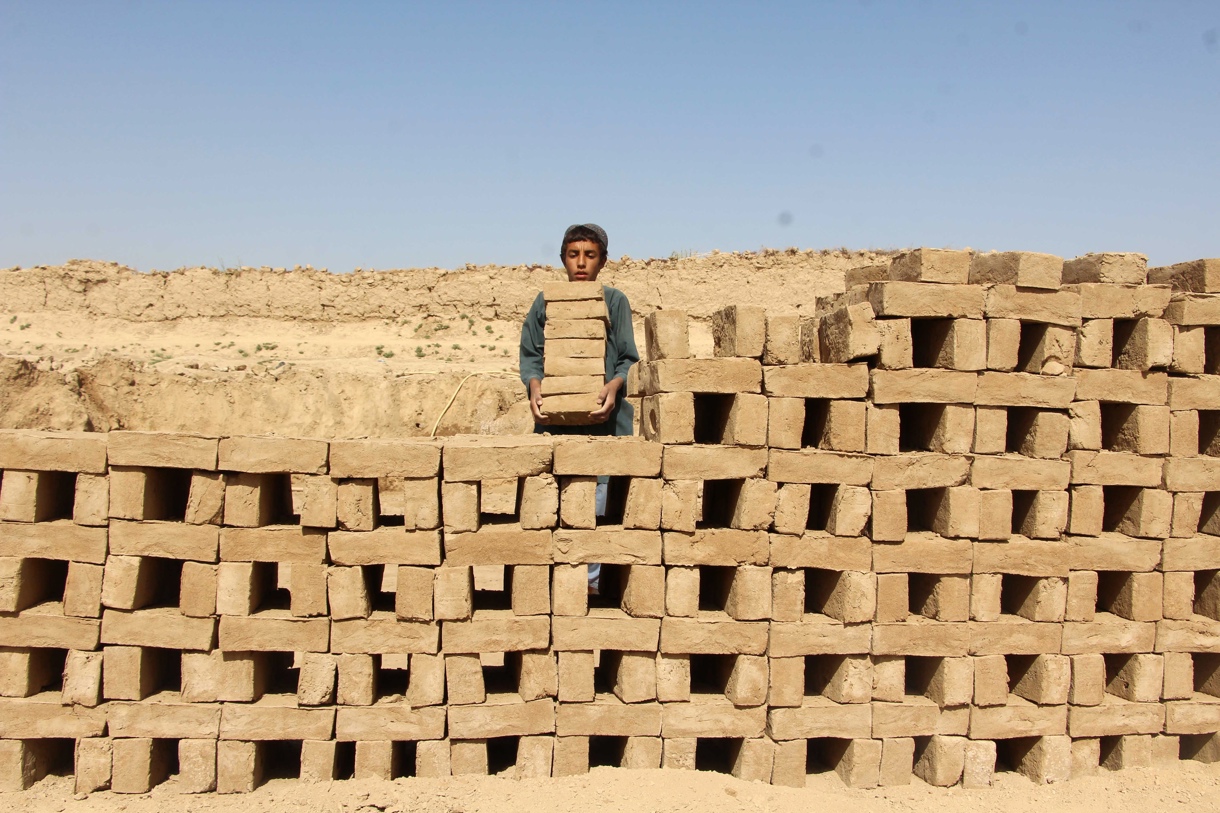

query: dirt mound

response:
[0,250,890,435]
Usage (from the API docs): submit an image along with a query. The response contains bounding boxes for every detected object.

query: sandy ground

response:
[3,762,1220,813]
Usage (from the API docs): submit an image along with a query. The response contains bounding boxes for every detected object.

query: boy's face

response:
[562,240,606,282]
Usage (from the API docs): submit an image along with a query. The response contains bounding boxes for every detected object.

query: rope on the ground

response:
[428,370,519,437]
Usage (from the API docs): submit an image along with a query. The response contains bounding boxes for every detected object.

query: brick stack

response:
[539,282,609,424]
[2,249,1220,795]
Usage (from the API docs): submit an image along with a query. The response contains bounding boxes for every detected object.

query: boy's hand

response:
[589,379,620,422]
[529,379,548,423]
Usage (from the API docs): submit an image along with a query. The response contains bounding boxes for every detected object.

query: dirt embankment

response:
[0,250,890,437]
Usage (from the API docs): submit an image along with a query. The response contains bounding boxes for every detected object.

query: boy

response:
[519,224,639,592]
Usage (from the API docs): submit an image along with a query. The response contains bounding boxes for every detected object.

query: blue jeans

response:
[589,478,608,589]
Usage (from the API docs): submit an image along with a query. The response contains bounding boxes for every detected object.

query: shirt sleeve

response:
[519,292,546,391]
[609,290,639,384]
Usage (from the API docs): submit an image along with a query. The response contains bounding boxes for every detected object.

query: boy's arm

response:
[519,293,547,421]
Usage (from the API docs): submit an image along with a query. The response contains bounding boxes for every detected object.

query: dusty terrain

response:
[0,250,886,436]
[2,761,1218,813]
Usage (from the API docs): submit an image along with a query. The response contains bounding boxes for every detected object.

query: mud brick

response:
[869,657,904,703]
[180,650,262,703]
[543,280,603,301]
[558,476,596,529]
[59,649,102,706]
[545,320,605,342]
[869,737,914,787]
[813,570,874,623]
[74,737,113,794]
[295,653,338,706]
[817,301,880,363]
[515,475,556,531]
[1165,458,1220,494]
[641,393,694,445]
[665,566,699,617]
[872,535,972,575]
[822,485,870,536]
[982,318,1019,372]
[971,574,1002,622]
[1172,493,1205,536]
[1067,451,1163,488]
[443,525,551,566]
[970,457,1070,494]
[764,398,802,450]
[218,472,279,527]
[1107,653,1164,703]
[719,392,769,448]
[769,739,808,786]
[612,651,659,703]
[971,653,1008,706]
[651,652,689,703]
[214,739,261,794]
[0,470,69,523]
[400,652,444,707]
[1171,410,1200,458]
[908,575,969,622]
[1061,252,1146,284]
[766,449,873,486]
[867,318,911,372]
[769,531,871,571]
[336,654,375,705]
[441,435,553,482]
[640,358,762,396]
[870,282,984,321]
[1007,654,1070,705]
[111,737,172,794]
[220,527,326,565]
[1076,318,1114,367]
[549,338,607,359]
[1098,733,1153,770]
[618,565,664,618]
[0,521,106,566]
[1068,653,1105,706]
[910,734,966,787]
[0,695,107,739]
[620,478,662,531]
[767,656,802,707]
[662,695,767,739]
[641,310,690,360]
[506,564,549,617]
[214,561,266,616]
[973,372,1077,410]
[1068,737,1102,776]
[1163,572,1195,621]
[557,651,594,702]
[875,573,909,623]
[771,483,819,534]
[551,564,588,617]
[1069,534,1161,573]
[709,304,765,358]
[0,606,99,651]
[976,490,1013,541]
[1020,324,1078,376]
[217,612,328,652]
[1068,486,1103,536]
[287,477,333,530]
[1108,572,1163,621]
[1151,734,1181,764]
[351,741,398,780]
[972,406,1007,454]
[441,481,478,533]
[175,566,215,620]
[1075,371,1168,409]
[327,438,441,479]
[442,653,484,705]
[0,430,106,473]
[1106,404,1171,455]
[1112,488,1171,539]
[882,247,968,284]
[768,618,872,658]
[553,437,663,477]
[56,562,102,619]
[972,538,1070,578]
[869,369,975,405]
[969,696,1069,739]
[660,617,768,656]
[969,618,1063,655]
[449,696,556,740]
[443,609,551,653]
[724,479,774,531]
[938,319,989,370]
[100,605,214,650]
[760,312,800,365]
[814,654,874,704]
[553,528,662,565]
[102,649,156,700]
[517,650,557,701]
[1061,614,1157,655]
[1015,492,1068,539]
[872,620,970,657]
[661,528,771,568]
[0,648,53,698]
[543,353,603,377]
[1170,326,1208,375]
[1114,318,1173,370]
[1147,257,1220,292]
[554,611,661,652]
[434,566,470,617]
[1014,736,1072,784]
[333,612,439,654]
[922,486,978,539]
[333,479,378,530]
[969,250,1061,289]
[1166,698,1220,735]
[873,454,970,491]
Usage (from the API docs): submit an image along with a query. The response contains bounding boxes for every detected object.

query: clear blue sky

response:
[2,1,1218,271]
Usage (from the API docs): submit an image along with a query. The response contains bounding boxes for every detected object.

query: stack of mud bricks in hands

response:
[540,282,609,424]
[3,251,1220,796]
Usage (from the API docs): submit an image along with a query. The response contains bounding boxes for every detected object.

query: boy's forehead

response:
[566,240,602,251]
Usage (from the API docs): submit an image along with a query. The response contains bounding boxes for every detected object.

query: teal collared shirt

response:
[519,285,639,437]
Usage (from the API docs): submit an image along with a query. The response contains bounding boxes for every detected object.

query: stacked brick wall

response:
[2,249,1220,794]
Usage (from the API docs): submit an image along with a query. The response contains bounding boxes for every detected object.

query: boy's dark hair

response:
[561,223,608,260]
